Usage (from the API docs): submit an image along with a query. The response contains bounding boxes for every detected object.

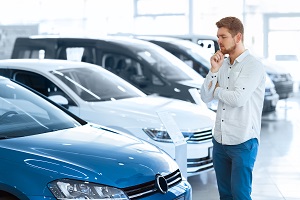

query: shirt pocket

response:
[232,72,240,81]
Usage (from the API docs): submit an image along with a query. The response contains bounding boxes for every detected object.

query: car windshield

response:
[51,67,146,102]
[0,78,81,138]
[137,45,204,81]
[175,40,212,68]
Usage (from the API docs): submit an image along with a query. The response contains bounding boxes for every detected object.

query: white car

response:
[0,59,216,177]
[270,54,300,92]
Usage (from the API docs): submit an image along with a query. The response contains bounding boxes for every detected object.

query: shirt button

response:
[228,77,229,79]
[222,120,224,122]
[226,87,228,89]
[211,76,214,78]
[223,108,225,110]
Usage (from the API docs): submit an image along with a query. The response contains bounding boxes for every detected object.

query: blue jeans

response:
[212,138,258,200]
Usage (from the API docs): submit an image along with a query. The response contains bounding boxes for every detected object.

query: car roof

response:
[171,34,218,40]
[137,36,213,58]
[137,36,197,48]
[136,35,184,43]
[19,35,161,52]
[111,33,218,41]
[0,59,101,73]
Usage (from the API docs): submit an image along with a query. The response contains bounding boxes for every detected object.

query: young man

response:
[200,16,266,200]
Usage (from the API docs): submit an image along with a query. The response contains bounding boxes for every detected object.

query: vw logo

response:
[155,174,168,194]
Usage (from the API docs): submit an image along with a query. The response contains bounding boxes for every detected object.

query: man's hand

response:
[210,50,225,73]
[213,82,219,94]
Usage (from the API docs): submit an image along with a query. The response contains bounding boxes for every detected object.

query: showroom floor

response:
[188,92,300,200]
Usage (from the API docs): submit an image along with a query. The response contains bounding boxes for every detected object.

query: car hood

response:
[84,96,215,131]
[0,124,178,188]
[262,59,290,74]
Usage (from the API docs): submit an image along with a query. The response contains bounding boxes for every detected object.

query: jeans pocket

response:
[242,138,258,151]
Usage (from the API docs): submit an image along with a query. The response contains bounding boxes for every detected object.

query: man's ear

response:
[235,32,243,43]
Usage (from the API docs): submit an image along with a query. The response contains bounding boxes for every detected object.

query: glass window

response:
[0,78,81,138]
[102,53,165,87]
[52,67,146,102]
[138,45,204,82]
[17,49,41,59]
[13,70,76,106]
[196,39,217,55]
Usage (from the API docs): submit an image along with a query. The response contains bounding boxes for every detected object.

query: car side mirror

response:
[48,95,69,109]
[131,75,149,88]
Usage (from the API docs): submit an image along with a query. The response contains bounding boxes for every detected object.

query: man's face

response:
[217,27,236,54]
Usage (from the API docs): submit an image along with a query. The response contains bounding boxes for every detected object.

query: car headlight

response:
[143,128,173,143]
[48,179,129,199]
[286,73,293,81]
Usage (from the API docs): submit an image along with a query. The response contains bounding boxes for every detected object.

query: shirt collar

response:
[226,49,249,65]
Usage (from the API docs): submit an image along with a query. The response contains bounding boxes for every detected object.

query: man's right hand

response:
[210,50,225,73]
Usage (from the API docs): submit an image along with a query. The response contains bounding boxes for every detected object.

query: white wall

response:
[0,0,299,58]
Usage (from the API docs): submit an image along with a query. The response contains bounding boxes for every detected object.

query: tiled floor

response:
[188,92,300,200]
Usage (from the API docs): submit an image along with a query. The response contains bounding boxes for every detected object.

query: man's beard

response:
[220,43,236,54]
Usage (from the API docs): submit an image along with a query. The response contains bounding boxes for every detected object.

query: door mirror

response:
[48,95,69,109]
[131,75,149,88]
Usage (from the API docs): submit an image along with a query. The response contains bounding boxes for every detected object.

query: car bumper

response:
[141,179,192,200]
[26,180,191,200]
[134,129,214,177]
[273,81,294,99]
[186,141,213,176]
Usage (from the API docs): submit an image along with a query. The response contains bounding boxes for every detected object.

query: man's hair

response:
[216,16,244,38]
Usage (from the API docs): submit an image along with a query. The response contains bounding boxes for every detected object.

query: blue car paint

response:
[0,124,191,199]
[0,77,191,199]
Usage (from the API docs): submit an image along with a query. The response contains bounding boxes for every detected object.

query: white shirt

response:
[201,50,266,145]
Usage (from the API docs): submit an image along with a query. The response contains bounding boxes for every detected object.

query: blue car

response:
[0,76,191,200]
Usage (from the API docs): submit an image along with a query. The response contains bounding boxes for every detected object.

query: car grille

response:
[122,169,182,199]
[185,128,213,143]
[187,156,213,173]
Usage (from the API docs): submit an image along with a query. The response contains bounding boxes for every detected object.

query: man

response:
[200,16,266,200]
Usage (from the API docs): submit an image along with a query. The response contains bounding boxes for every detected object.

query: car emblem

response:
[155,174,168,194]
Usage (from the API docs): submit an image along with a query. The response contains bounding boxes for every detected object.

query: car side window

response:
[15,49,41,59]
[102,53,164,87]
[169,51,208,77]
[0,68,10,77]
[12,70,76,106]
[57,46,96,64]
[169,51,194,68]
[197,39,217,55]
